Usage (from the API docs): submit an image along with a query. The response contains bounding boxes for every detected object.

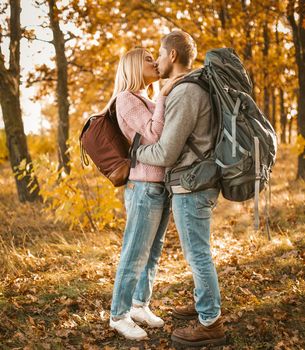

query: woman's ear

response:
[170,49,178,63]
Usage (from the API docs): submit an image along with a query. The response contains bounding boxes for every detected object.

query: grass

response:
[0,144,304,349]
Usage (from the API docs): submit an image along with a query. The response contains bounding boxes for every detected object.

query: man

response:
[136,31,226,347]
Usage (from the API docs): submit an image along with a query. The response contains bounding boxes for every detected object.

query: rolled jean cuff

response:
[132,298,149,307]
[199,310,221,327]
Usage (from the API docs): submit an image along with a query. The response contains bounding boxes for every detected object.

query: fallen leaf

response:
[28,316,36,326]
[238,286,253,295]
[246,325,255,331]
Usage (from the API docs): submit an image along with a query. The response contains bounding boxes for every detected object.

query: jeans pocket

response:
[195,188,220,210]
[124,182,135,208]
[145,183,166,200]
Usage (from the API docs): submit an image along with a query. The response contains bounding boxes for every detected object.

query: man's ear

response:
[169,49,178,63]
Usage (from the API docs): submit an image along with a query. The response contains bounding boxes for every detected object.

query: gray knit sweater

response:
[136,80,217,175]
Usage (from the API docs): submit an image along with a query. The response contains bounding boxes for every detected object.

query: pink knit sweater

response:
[116,91,166,182]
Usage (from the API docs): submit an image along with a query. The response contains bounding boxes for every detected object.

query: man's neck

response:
[169,65,192,78]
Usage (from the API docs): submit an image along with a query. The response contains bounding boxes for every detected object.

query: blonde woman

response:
[107,48,178,340]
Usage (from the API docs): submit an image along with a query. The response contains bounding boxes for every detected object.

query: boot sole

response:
[171,335,226,347]
[172,310,198,320]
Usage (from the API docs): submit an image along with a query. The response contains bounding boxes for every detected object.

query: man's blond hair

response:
[161,30,197,68]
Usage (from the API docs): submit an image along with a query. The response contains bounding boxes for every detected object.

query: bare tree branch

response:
[68,61,95,75]
[64,30,80,43]
[27,77,56,85]
[30,36,53,44]
[0,2,9,15]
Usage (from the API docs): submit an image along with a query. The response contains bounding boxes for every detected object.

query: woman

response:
[104,48,178,340]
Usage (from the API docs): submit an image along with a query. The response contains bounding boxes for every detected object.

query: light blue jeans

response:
[111,181,170,318]
[172,187,221,326]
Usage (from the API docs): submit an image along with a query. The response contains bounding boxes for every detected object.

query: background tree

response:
[48,0,70,175]
[287,0,305,179]
[0,0,40,202]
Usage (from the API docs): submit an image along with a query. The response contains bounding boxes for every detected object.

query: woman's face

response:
[142,51,159,86]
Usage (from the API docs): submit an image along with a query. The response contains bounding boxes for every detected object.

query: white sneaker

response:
[109,314,147,340]
[130,305,164,328]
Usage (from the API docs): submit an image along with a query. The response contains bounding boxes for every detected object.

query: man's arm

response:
[136,83,202,167]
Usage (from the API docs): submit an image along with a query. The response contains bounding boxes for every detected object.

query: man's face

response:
[156,45,173,79]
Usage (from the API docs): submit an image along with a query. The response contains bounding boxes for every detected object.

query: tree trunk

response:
[288,116,293,144]
[271,89,277,132]
[297,64,305,178]
[287,0,305,179]
[280,88,287,143]
[0,0,40,202]
[241,0,256,100]
[218,0,228,30]
[263,21,270,120]
[48,0,70,175]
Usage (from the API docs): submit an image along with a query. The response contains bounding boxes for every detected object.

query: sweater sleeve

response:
[116,91,166,143]
[136,83,205,167]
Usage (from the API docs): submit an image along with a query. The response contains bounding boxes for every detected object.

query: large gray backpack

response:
[177,48,278,229]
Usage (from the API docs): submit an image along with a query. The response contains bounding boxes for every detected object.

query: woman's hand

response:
[160,73,186,96]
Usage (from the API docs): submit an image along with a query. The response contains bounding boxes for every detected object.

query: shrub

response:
[29,137,123,231]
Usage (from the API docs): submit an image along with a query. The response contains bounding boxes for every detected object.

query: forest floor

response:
[0,145,304,350]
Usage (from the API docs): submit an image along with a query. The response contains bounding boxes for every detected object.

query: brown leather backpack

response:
[80,94,146,187]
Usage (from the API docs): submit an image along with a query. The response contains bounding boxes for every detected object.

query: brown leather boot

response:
[171,317,226,347]
[172,303,198,320]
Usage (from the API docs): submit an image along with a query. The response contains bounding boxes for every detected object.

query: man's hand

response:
[160,74,185,96]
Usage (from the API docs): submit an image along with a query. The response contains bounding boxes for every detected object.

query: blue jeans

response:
[172,187,221,326]
[111,181,170,318]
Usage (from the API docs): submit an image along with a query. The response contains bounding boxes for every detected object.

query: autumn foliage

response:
[1,0,305,349]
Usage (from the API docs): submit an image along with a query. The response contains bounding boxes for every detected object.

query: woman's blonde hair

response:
[102,48,149,113]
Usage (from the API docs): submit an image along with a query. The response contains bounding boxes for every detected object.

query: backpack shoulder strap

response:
[186,138,213,161]
[186,139,205,160]
[129,133,141,168]
[173,69,209,93]
[130,91,150,109]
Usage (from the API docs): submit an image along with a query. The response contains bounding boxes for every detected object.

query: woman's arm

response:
[116,91,166,143]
